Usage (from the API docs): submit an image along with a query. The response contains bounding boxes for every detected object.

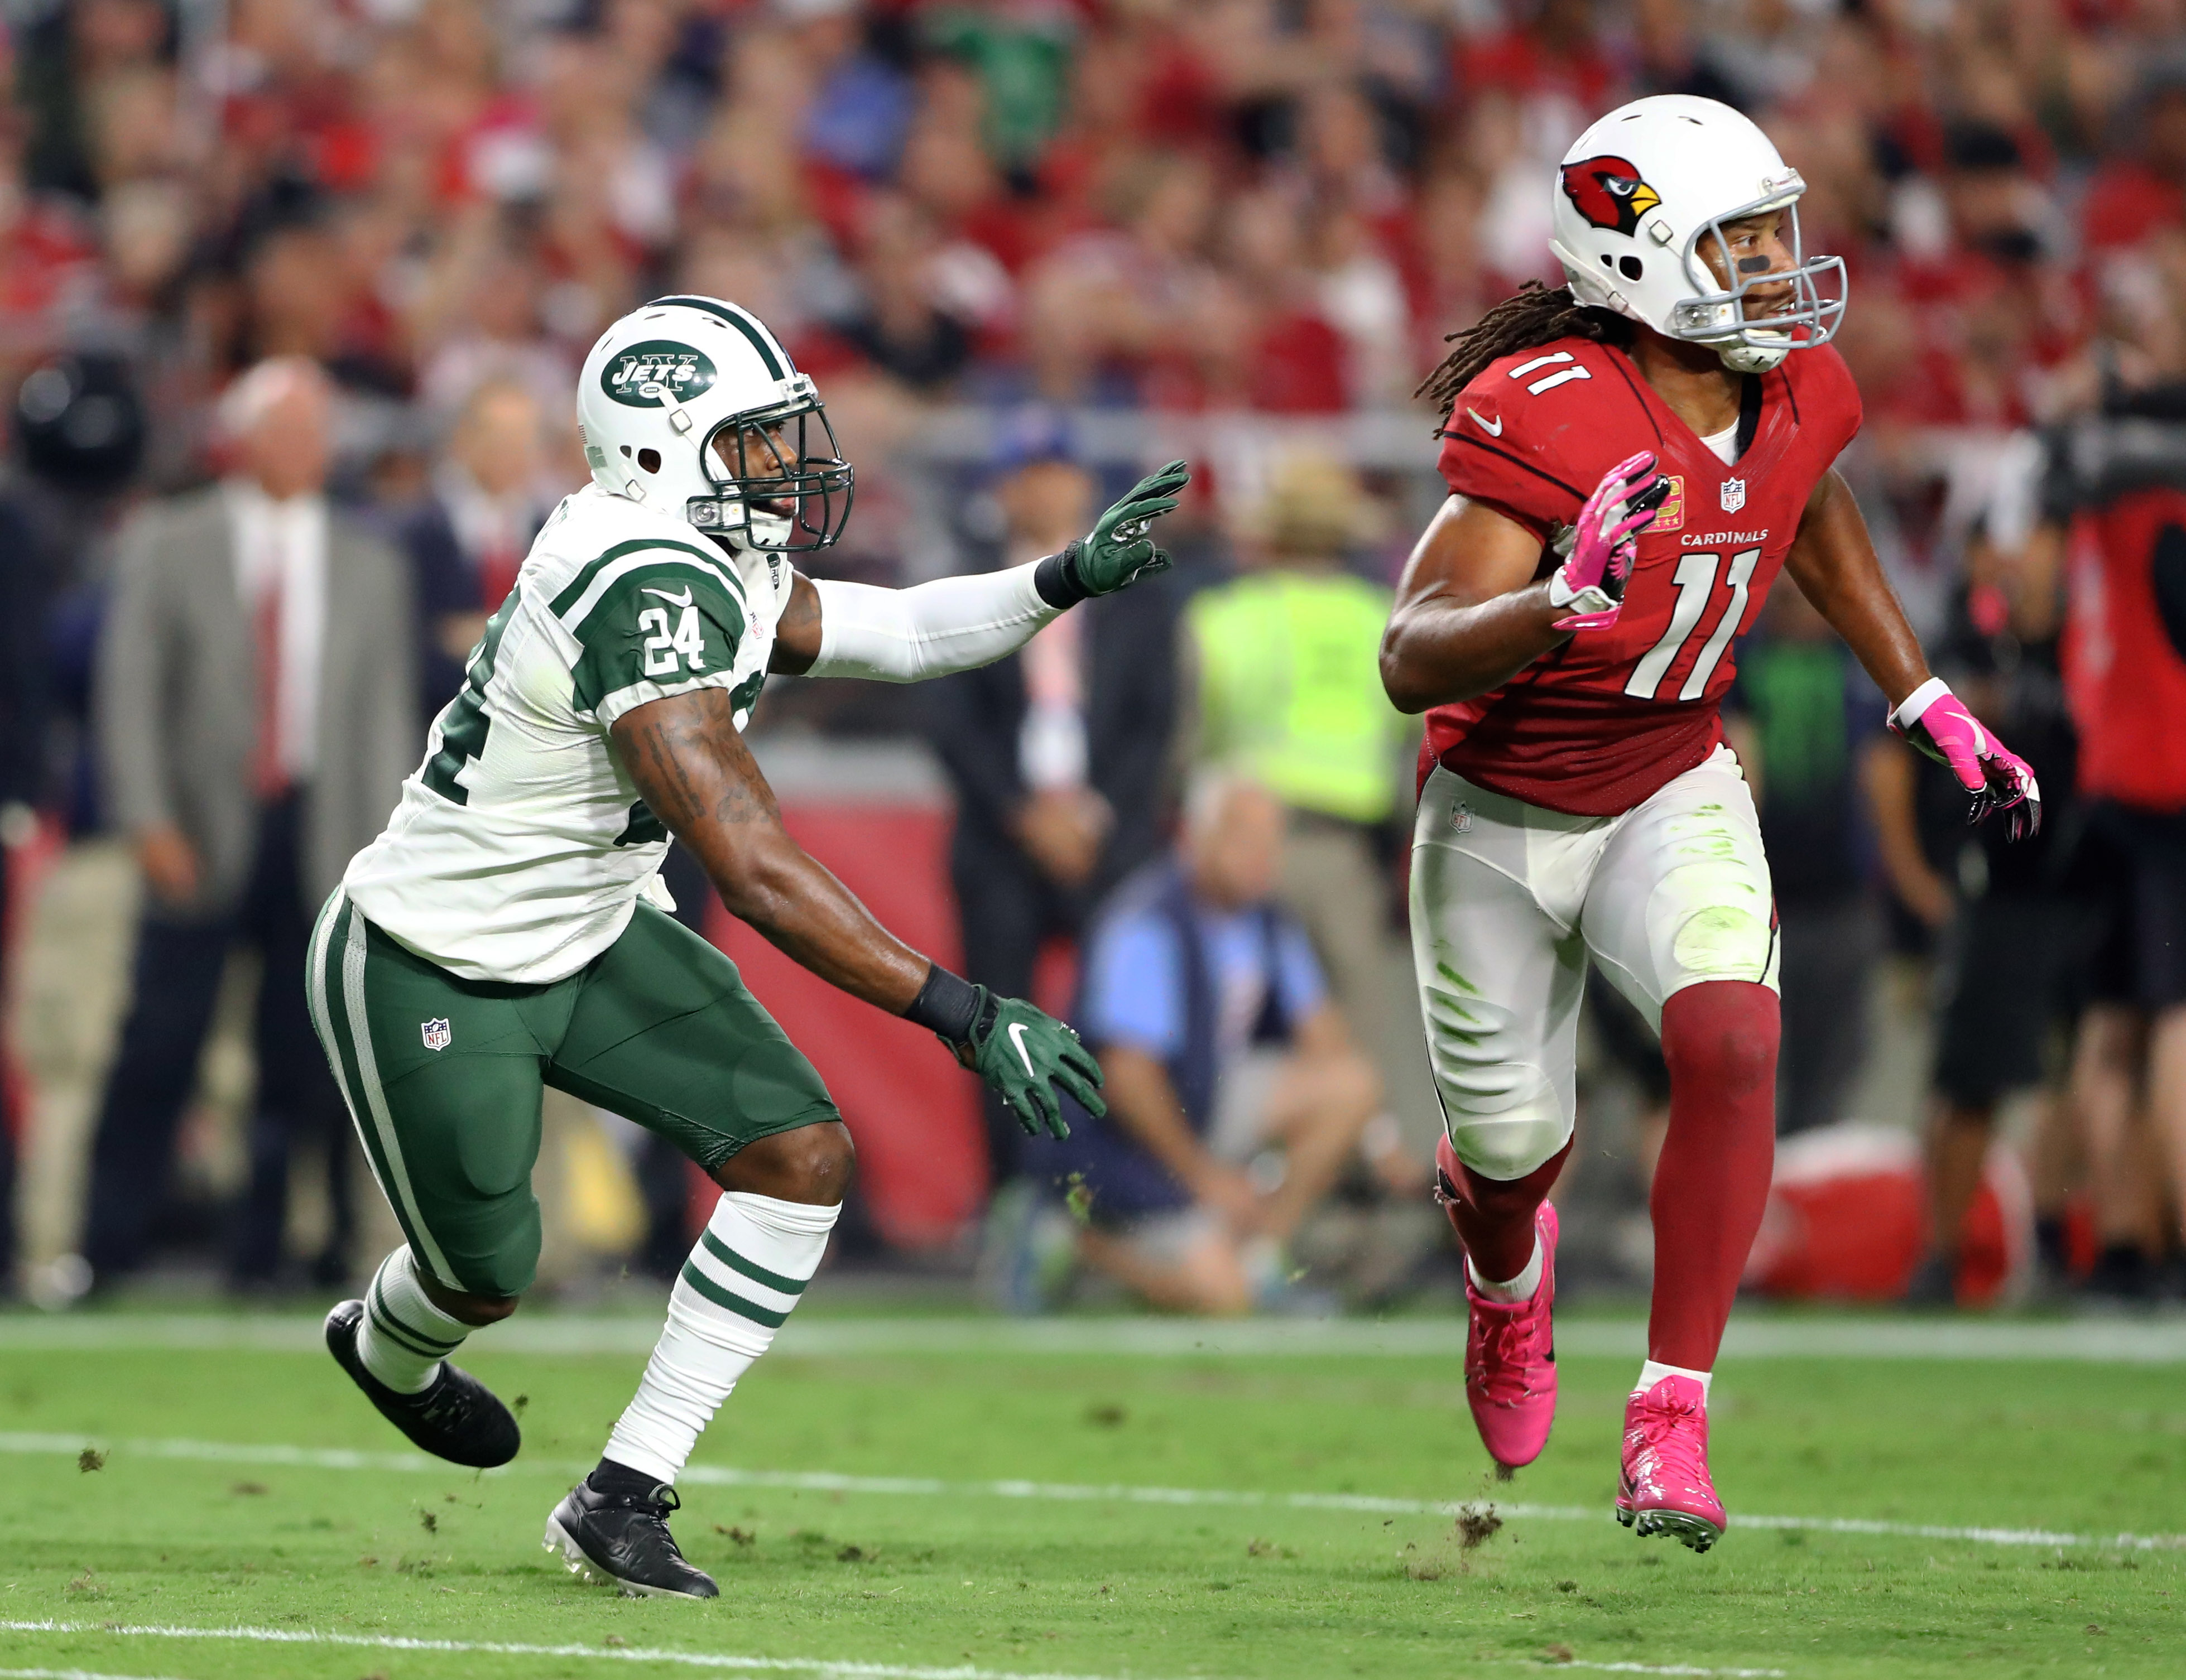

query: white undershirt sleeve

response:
[805,564,1062,682]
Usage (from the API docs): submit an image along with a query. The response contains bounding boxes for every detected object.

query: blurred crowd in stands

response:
[12,0,2186,1313]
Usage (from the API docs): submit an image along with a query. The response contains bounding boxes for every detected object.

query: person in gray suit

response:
[84,357,419,1290]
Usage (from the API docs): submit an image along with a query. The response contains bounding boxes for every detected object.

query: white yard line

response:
[0,1431,2177,1552]
[0,1621,1787,1680]
[2,1314,2185,1363]
[0,1624,1138,1680]
[1543,1667,1785,1679]
[0,1667,194,1680]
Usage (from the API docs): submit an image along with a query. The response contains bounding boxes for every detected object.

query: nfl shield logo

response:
[421,1018,452,1052]
[1451,801,1474,835]
[1719,477,1747,513]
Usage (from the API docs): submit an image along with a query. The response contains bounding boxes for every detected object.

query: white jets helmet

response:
[1549,95,1846,374]
[575,295,853,550]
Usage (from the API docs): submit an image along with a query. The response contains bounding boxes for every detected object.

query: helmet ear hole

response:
[638,448,662,474]
[619,445,632,456]
[1618,256,1645,281]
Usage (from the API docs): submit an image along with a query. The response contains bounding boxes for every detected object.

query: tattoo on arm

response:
[608,686,929,1012]
[769,572,821,675]
[616,689,779,830]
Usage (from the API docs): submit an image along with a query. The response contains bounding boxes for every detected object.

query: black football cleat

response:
[324,1299,519,1469]
[544,1477,719,1599]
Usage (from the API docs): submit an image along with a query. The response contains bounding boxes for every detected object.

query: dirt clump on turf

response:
[77,1448,104,1472]
[1455,1503,1503,1551]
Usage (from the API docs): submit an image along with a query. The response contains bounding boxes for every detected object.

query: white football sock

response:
[1467,1236,1543,1304]
[604,1191,839,1486]
[1635,1359,1712,1403]
[357,1245,468,1394]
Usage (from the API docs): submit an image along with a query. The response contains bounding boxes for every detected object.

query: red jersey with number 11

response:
[1426,336,1863,816]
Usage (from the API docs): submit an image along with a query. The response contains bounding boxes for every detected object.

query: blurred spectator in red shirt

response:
[2084,60,2186,254]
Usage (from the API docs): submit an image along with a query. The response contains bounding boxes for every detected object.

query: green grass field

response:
[0,1307,2180,1680]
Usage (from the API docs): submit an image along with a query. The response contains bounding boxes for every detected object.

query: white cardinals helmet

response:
[575,295,853,550]
[1550,95,1846,374]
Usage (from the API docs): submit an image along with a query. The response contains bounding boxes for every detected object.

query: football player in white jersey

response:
[314,296,1189,1596]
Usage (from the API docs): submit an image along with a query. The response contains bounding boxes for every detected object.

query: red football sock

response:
[1436,1134,1572,1284]
[1649,980,1779,1369]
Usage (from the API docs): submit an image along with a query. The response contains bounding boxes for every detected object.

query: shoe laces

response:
[1634,1388,1699,1447]
[1628,1388,1712,1489]
[414,1378,468,1427]
[1468,1298,1549,1403]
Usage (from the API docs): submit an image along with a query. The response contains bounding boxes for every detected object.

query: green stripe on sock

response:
[368,1278,462,1358]
[365,1300,448,1363]
[679,1260,790,1328]
[698,1229,808,1297]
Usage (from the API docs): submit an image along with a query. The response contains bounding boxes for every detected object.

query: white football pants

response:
[1410,744,1779,1183]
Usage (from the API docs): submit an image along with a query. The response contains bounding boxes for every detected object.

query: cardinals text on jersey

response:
[343,483,791,984]
[1427,334,1863,816]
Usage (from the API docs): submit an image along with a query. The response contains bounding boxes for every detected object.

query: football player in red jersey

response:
[1381,96,2041,1552]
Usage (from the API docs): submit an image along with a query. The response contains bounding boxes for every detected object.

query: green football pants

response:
[307,892,839,1297]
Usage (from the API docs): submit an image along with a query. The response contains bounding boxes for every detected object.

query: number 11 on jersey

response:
[1623,547,1762,702]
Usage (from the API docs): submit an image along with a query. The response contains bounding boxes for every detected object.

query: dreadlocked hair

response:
[1415,281,1635,424]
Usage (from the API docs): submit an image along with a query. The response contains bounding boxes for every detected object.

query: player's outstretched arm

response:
[1788,469,2040,835]
[611,687,1105,1134]
[768,461,1190,681]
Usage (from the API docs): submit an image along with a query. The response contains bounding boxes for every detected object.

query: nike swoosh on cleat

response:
[642,586,694,608]
[1007,1021,1037,1077]
[1466,408,1503,437]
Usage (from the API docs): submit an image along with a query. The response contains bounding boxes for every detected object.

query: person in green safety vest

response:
[1181,449,1421,1195]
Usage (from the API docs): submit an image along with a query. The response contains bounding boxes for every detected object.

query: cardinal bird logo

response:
[1560,156,1663,237]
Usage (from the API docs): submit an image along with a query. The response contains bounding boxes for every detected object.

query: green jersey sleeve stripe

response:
[551,538,744,627]
[569,562,748,716]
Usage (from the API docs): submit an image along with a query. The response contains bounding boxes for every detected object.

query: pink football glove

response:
[1889,678,2043,840]
[1548,451,1668,632]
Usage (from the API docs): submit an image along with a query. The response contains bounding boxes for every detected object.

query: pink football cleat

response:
[1455,1198,1560,1470]
[1616,1374,1726,1552]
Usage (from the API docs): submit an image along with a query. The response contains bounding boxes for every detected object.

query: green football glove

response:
[1068,459,1192,596]
[952,986,1106,1140]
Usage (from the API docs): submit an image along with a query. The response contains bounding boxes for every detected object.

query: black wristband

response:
[1032,540,1090,609]
[904,962,982,1046]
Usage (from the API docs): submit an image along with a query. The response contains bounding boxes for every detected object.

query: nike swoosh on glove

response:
[1890,678,2043,840]
[1068,459,1192,596]
[1548,450,1668,632]
[952,987,1106,1139]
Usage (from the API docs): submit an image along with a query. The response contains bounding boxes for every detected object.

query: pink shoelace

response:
[1627,1385,1712,1494]
[1468,1298,1550,1405]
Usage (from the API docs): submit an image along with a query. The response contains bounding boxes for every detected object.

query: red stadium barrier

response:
[705,800,988,1251]
[1743,1121,2033,1306]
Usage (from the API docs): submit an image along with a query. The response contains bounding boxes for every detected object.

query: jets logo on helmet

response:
[1560,156,1662,237]
[602,342,717,408]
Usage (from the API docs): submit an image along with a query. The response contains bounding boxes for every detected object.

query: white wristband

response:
[1545,569,1612,615]
[1890,676,1952,732]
